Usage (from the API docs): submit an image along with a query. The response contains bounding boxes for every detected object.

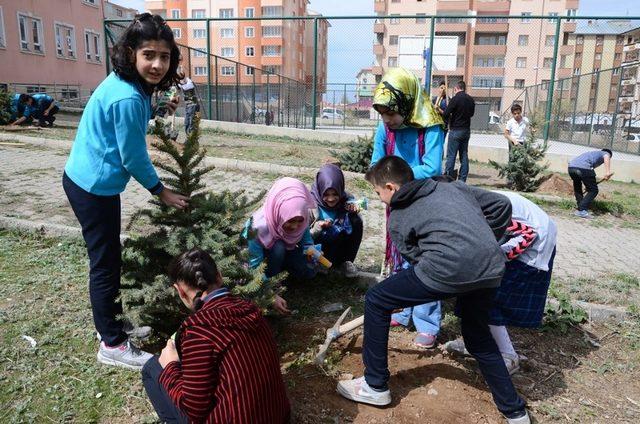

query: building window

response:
[518,35,528,46]
[116,9,123,17]
[515,79,525,89]
[192,9,205,19]
[547,12,558,23]
[82,0,97,5]
[390,15,400,25]
[516,57,527,68]
[471,76,503,88]
[261,6,283,17]
[475,34,507,45]
[457,54,465,68]
[574,67,581,75]
[0,7,5,48]
[613,68,620,75]
[566,9,577,22]
[18,13,44,54]
[221,66,235,76]
[172,28,181,39]
[263,65,281,74]
[193,29,206,38]
[84,29,101,63]
[416,14,426,24]
[560,55,568,68]
[54,22,76,59]
[193,49,206,57]
[541,80,550,90]
[616,35,624,45]
[262,26,282,37]
[389,35,398,45]
[171,9,180,19]
[245,46,254,57]
[595,53,602,60]
[543,57,553,68]
[388,56,397,67]
[245,66,254,76]
[194,66,207,76]
[221,28,234,38]
[219,9,234,19]
[245,8,255,18]
[262,45,281,57]
[221,47,234,57]
[245,27,255,38]
[576,35,584,45]
[596,36,604,46]
[575,52,582,61]
[614,53,621,61]
[474,56,505,68]
[545,35,555,47]
[521,12,532,24]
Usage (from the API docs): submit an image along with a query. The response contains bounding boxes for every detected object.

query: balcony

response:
[619,96,634,103]
[374,22,386,34]
[621,78,637,86]
[373,44,386,56]
[374,0,386,14]
[623,43,640,52]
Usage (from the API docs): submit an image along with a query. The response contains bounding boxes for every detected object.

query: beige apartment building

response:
[146,0,328,90]
[373,0,579,114]
[620,27,640,122]
[104,0,138,20]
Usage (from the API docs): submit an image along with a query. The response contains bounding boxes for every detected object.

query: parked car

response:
[321,107,344,120]
[626,134,640,143]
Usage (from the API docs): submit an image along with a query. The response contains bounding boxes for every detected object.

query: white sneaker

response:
[502,353,520,375]
[336,376,391,406]
[97,340,153,370]
[506,410,530,424]
[341,261,359,278]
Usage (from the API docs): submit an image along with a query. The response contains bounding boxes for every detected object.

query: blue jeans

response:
[445,128,470,182]
[184,103,198,135]
[265,240,317,280]
[391,301,441,335]
[363,267,525,418]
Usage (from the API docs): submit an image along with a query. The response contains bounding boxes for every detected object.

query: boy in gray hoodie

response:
[337,156,529,424]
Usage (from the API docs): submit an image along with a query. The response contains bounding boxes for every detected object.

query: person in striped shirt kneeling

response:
[141,248,291,423]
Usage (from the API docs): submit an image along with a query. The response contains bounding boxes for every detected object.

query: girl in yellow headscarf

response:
[370,67,445,349]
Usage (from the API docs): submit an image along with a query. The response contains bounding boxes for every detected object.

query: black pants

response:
[363,267,526,418]
[142,356,188,424]
[315,212,363,266]
[445,128,470,182]
[62,172,127,347]
[38,105,59,126]
[568,167,598,211]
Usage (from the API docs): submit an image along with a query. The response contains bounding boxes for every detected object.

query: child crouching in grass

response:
[142,248,290,424]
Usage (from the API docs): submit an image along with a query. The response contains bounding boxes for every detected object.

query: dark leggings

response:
[568,167,598,211]
[141,356,188,424]
[314,212,363,266]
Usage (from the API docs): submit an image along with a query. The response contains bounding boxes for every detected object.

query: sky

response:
[110,0,639,85]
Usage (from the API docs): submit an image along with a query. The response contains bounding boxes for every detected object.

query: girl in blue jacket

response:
[62,14,188,370]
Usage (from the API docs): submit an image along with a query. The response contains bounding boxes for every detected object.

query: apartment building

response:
[146,0,328,91]
[373,0,579,113]
[567,20,636,115]
[619,26,640,121]
[104,0,138,20]
[0,0,107,97]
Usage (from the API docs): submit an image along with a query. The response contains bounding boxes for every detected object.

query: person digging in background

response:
[567,149,613,219]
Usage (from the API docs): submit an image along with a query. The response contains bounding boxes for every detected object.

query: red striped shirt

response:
[159,295,290,423]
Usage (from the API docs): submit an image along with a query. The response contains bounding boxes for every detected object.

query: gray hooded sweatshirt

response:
[388,178,512,294]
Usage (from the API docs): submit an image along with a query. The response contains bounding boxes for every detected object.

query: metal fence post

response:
[587,70,600,146]
[206,20,212,120]
[266,73,270,120]
[236,63,240,122]
[343,83,347,129]
[427,17,436,92]
[278,75,282,126]
[252,70,256,124]
[312,17,319,130]
[103,20,110,76]
[570,75,580,143]
[543,16,562,141]
[214,56,219,120]
[610,65,625,149]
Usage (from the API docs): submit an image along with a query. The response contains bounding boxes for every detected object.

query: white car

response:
[625,134,640,143]
[321,107,344,120]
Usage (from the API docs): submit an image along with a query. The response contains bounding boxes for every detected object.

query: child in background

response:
[432,80,450,139]
[310,163,363,278]
[243,177,318,315]
[24,93,59,127]
[337,156,530,424]
[177,71,200,135]
[504,104,529,147]
[568,149,614,218]
[445,190,557,375]
[9,93,30,125]
[62,13,188,370]
[371,67,446,349]
[142,248,290,424]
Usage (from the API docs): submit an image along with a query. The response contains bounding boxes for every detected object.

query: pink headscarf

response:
[252,177,315,250]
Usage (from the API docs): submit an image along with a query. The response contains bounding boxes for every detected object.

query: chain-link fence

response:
[103,14,640,154]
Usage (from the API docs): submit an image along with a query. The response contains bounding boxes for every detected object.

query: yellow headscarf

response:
[373,67,444,129]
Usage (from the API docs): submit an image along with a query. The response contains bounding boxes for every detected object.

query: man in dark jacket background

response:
[443,81,475,182]
[337,156,530,424]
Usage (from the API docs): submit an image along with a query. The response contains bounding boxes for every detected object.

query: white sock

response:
[489,325,517,358]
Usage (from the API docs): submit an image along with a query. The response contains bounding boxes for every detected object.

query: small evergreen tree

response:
[0,90,12,125]
[490,114,549,192]
[330,132,374,173]
[121,117,281,337]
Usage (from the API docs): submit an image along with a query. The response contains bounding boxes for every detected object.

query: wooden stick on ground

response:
[315,307,365,365]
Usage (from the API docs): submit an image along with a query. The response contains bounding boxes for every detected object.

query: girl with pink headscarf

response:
[242,177,318,314]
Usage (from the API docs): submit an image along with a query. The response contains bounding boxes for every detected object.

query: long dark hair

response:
[168,248,219,311]
[110,13,180,91]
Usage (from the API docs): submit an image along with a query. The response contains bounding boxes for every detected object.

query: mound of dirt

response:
[536,173,574,196]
